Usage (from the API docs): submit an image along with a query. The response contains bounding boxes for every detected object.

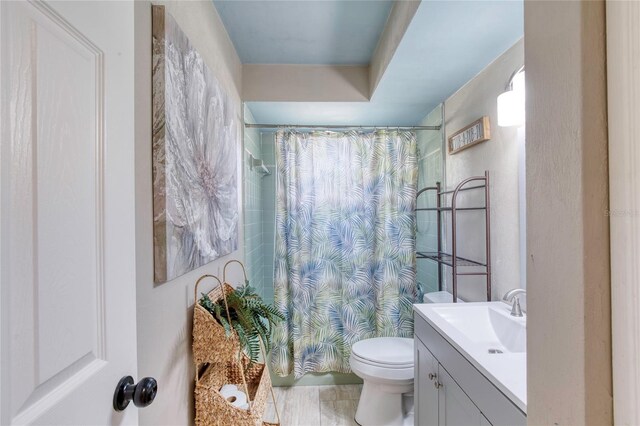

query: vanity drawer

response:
[414,313,526,426]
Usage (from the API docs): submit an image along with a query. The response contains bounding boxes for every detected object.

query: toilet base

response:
[354,381,413,426]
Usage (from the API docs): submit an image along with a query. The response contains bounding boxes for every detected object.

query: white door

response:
[1,1,139,424]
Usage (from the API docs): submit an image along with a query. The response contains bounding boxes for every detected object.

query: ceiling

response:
[213,0,523,126]
[213,0,394,64]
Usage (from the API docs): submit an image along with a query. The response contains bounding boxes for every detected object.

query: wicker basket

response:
[192,265,280,426]
[194,357,275,426]
[192,281,241,367]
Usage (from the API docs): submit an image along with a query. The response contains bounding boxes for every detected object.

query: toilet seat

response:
[351,337,414,367]
[350,355,414,384]
[351,353,413,369]
[349,337,414,384]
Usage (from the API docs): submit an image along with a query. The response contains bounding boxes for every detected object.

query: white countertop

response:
[414,302,527,413]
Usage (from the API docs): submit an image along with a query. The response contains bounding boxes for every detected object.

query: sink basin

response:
[429,304,526,353]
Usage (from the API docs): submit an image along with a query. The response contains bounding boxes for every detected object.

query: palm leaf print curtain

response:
[271,129,418,377]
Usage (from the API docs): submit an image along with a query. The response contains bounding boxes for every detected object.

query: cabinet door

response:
[415,338,439,426]
[437,367,486,426]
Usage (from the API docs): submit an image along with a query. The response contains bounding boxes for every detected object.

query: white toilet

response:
[350,292,464,425]
[349,337,414,426]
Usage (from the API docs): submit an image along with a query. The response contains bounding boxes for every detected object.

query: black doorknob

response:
[113,376,158,411]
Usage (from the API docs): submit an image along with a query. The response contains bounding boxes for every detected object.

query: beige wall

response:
[525,1,611,424]
[243,64,369,102]
[134,2,243,425]
[369,0,420,95]
[443,39,524,302]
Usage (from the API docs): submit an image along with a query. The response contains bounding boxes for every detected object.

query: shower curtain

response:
[271,129,418,377]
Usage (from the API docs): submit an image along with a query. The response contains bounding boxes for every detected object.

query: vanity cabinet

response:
[414,314,526,426]
[416,339,489,425]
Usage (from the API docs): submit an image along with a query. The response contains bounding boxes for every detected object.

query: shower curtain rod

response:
[244,123,441,131]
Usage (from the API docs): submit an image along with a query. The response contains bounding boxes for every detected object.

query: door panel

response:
[33,0,101,388]
[1,1,137,424]
[481,413,492,425]
[415,338,439,426]
[438,367,483,426]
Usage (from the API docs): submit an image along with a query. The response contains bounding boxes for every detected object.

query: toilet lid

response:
[351,337,414,366]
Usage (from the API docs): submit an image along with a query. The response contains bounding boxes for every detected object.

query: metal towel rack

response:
[416,171,492,302]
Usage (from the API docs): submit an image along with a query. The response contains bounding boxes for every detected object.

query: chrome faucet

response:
[502,288,526,317]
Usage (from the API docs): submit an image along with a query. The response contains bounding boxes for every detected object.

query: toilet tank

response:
[423,291,464,304]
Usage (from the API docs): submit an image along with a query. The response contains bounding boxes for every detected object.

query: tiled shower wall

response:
[242,122,277,305]
[416,104,444,297]
[259,132,276,305]
[243,108,264,296]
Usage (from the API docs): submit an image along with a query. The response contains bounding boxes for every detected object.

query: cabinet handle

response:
[428,373,437,381]
[434,381,443,389]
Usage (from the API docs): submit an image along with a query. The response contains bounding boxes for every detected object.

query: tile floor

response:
[264,384,362,426]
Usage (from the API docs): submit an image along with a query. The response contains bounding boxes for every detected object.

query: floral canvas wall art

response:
[152,6,238,283]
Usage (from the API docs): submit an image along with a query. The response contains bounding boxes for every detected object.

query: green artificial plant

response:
[199,283,284,363]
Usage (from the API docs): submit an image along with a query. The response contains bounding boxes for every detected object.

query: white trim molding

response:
[607,1,640,424]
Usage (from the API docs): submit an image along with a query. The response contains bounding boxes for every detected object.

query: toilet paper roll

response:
[220,384,238,394]
[219,387,243,400]
[220,389,248,408]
